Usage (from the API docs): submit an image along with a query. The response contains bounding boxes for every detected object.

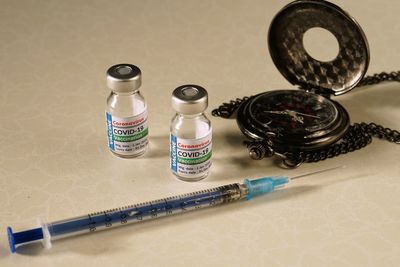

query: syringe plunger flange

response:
[7,226,44,253]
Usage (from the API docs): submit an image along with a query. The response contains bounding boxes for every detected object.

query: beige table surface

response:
[1,0,400,266]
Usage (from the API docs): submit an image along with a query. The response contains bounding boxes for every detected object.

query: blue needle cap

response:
[244,177,289,200]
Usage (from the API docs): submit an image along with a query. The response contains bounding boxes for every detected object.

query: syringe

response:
[7,167,340,253]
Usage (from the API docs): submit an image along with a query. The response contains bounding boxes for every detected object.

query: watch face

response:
[248,90,338,135]
[236,89,350,152]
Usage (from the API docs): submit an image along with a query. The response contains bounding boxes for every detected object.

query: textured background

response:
[1,0,400,266]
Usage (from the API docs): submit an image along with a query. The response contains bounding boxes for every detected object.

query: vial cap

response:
[106,64,142,93]
[172,85,208,114]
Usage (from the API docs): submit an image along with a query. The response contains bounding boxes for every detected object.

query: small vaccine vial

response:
[170,85,212,181]
[105,64,149,158]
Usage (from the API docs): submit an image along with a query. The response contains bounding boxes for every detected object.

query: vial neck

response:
[112,90,139,96]
[177,113,203,119]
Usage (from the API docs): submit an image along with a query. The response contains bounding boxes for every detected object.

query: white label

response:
[170,131,212,177]
[106,111,148,155]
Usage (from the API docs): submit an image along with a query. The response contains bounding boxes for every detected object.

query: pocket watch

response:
[212,0,400,168]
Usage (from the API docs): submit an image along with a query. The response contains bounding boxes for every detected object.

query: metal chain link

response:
[290,123,400,165]
[212,71,400,165]
[357,71,400,87]
[211,97,251,118]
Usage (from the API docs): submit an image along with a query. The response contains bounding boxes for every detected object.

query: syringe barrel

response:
[8,176,290,253]
[45,183,245,242]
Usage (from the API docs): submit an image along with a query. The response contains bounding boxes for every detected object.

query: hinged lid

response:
[268,0,370,96]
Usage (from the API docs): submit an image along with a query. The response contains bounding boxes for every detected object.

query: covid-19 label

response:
[106,111,148,156]
[170,132,212,177]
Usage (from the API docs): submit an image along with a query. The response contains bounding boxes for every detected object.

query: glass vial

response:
[105,64,149,158]
[170,85,212,181]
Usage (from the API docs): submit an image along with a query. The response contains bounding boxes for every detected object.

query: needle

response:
[290,166,344,180]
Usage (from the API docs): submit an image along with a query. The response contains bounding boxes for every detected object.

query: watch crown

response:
[245,141,273,160]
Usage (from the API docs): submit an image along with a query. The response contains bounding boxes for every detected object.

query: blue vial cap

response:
[243,177,289,200]
[7,226,44,253]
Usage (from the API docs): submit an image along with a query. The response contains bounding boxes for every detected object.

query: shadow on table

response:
[141,135,170,159]
[339,82,400,123]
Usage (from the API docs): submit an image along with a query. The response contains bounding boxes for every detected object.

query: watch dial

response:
[248,90,338,135]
